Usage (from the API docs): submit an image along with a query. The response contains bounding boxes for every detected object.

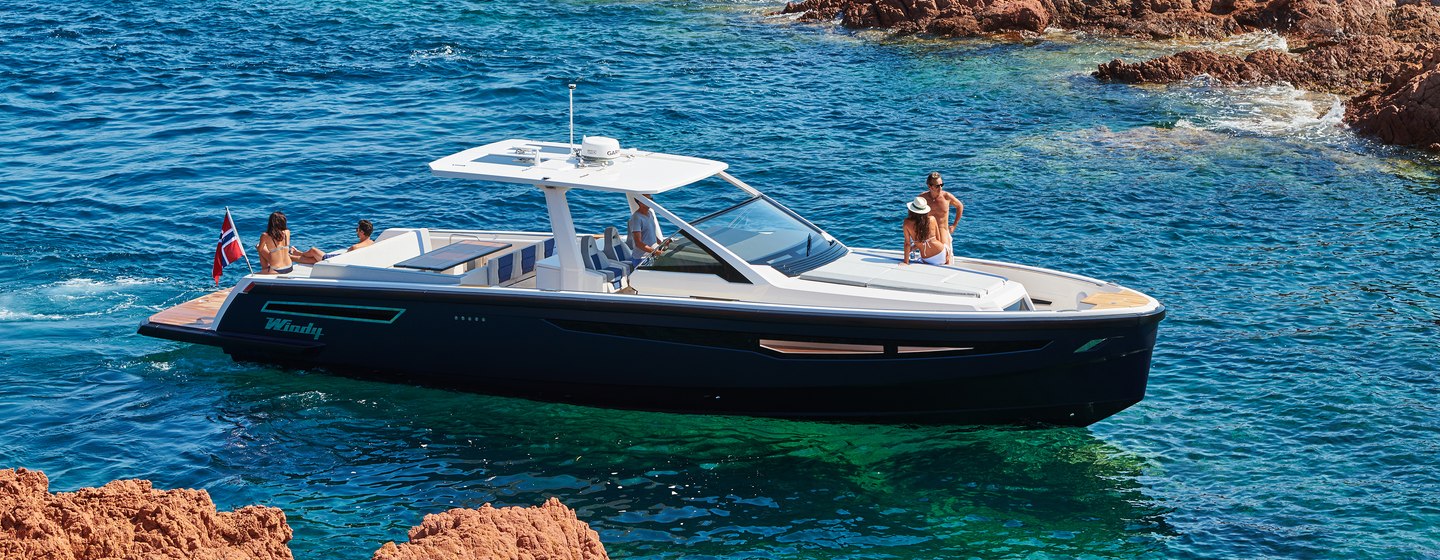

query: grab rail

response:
[445,233,485,247]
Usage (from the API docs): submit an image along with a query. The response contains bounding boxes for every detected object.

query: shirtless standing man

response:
[920,171,963,265]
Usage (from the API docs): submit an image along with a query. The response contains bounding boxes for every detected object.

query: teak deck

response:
[147,289,231,330]
[1080,289,1150,310]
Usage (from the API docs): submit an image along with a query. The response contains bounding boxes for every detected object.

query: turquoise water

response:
[4,0,1439,557]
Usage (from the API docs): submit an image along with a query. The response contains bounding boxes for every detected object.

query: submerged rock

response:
[373,497,610,560]
[0,468,293,559]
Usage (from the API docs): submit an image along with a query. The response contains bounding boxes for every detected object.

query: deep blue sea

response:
[3,0,1439,557]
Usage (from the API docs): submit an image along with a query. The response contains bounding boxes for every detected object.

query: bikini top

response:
[262,231,291,253]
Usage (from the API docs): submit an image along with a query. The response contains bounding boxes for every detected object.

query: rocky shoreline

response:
[0,469,609,560]
[776,0,1440,151]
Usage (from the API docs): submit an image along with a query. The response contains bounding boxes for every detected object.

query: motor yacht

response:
[139,137,1165,426]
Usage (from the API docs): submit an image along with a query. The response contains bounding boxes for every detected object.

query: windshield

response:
[690,197,841,270]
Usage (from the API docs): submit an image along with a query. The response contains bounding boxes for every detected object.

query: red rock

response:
[873,0,910,27]
[780,0,848,21]
[1095,35,1434,93]
[0,469,613,560]
[0,468,292,560]
[781,0,1440,43]
[372,497,610,560]
[1347,54,1440,149]
[1294,35,1430,93]
[1238,0,1392,41]
[1389,3,1440,44]
[1095,49,1280,83]
[912,0,942,20]
[928,14,984,36]
[979,0,1052,32]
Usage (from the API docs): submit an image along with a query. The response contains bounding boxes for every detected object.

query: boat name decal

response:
[264,317,324,340]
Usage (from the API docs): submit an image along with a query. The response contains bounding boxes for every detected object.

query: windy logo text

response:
[264,318,324,340]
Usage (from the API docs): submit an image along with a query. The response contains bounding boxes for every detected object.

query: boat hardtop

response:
[429,138,728,194]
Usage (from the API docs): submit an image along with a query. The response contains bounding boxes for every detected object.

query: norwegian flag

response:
[212,208,249,284]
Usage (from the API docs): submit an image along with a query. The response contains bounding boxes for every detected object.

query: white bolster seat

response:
[310,228,460,284]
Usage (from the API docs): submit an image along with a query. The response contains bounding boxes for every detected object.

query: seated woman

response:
[293,219,375,264]
[257,211,295,275]
[902,197,947,266]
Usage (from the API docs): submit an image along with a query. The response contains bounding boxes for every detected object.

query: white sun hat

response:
[907,196,931,214]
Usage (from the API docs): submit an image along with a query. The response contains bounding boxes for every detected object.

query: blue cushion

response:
[521,245,536,272]
[589,253,602,270]
[544,238,555,257]
[497,253,514,282]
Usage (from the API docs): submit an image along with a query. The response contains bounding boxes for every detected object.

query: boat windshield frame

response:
[689,196,846,271]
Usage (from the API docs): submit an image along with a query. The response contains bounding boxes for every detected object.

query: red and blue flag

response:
[212,209,247,284]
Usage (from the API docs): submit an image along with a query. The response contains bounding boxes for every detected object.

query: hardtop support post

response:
[541,185,585,291]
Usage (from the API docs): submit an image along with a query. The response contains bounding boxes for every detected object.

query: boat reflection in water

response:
[168,367,1172,558]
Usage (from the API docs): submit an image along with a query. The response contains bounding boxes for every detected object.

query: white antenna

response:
[567,84,577,156]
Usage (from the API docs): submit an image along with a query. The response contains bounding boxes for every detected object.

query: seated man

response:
[293,219,376,264]
[627,195,663,267]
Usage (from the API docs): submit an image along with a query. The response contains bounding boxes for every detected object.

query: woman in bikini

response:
[902,196,946,266]
[257,211,294,274]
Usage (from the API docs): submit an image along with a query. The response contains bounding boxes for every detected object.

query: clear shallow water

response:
[3,0,1439,557]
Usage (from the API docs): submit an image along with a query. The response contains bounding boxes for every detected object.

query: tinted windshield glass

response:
[691,198,837,268]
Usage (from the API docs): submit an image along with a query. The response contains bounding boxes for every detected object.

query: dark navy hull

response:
[140,283,1164,426]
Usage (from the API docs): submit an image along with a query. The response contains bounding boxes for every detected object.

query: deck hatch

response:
[261,301,406,324]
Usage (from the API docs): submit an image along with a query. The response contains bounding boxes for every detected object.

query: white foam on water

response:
[763,11,805,22]
[52,277,166,290]
[1173,81,1348,143]
[1202,31,1287,55]
[0,309,67,322]
[410,45,470,62]
[0,276,169,322]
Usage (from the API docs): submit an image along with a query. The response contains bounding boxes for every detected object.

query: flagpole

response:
[229,207,256,274]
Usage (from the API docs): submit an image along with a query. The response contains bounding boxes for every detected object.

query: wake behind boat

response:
[139,137,1164,426]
